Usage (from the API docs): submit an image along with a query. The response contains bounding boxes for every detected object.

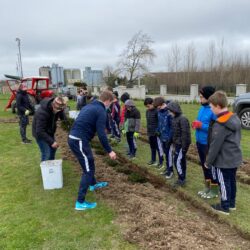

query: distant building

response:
[64,68,81,85]
[39,66,51,79]
[83,67,104,87]
[51,63,64,87]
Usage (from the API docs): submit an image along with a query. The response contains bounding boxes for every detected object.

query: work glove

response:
[155,131,161,137]
[121,129,126,135]
[134,132,140,139]
[192,120,202,129]
[25,110,30,116]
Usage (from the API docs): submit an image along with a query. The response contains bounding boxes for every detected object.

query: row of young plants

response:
[94,138,250,241]
[60,114,250,240]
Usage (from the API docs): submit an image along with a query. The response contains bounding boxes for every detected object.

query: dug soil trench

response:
[57,126,250,250]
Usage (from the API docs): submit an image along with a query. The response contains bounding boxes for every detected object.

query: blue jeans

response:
[36,139,56,162]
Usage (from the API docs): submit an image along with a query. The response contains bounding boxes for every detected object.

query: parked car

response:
[232,92,250,129]
[60,85,77,100]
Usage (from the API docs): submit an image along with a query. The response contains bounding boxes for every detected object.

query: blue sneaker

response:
[89,182,108,191]
[75,201,97,211]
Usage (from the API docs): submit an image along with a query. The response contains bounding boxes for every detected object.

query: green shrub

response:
[104,158,119,167]
[116,165,132,175]
[128,172,148,183]
[61,118,75,132]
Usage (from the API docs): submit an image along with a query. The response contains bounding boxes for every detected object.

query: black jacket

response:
[167,102,191,152]
[32,98,66,145]
[16,90,34,116]
[146,108,158,136]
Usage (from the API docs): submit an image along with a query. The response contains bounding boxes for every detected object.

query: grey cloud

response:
[1,0,250,77]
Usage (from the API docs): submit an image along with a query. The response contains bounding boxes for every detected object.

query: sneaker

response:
[89,182,108,191]
[211,204,229,215]
[160,169,168,175]
[22,139,32,144]
[157,164,165,170]
[147,161,157,166]
[229,207,236,211]
[165,172,173,179]
[172,179,186,188]
[75,201,97,211]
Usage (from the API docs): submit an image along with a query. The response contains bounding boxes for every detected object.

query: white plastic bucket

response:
[69,110,79,119]
[40,159,63,190]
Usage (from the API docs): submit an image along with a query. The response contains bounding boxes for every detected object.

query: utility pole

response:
[16,38,23,78]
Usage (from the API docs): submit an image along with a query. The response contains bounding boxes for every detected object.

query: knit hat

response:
[199,86,215,100]
[125,99,135,107]
[52,96,68,111]
[113,91,119,98]
[120,92,130,103]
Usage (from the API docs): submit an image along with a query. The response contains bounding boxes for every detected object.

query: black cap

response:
[200,86,215,100]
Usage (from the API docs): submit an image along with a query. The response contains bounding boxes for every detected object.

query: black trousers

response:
[19,115,29,141]
[148,135,163,163]
[215,167,237,210]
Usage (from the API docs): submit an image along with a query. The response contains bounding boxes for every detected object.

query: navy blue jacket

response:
[157,108,173,142]
[16,90,34,116]
[70,100,112,153]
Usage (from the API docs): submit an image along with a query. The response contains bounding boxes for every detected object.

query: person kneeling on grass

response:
[205,91,242,215]
[68,90,116,211]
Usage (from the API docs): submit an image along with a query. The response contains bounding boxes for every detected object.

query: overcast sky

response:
[1,0,250,78]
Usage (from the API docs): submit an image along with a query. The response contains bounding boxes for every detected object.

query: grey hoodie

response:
[206,112,242,169]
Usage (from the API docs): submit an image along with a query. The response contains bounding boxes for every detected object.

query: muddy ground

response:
[56,127,250,250]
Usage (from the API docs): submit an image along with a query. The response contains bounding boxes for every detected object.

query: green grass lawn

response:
[0,93,137,249]
[0,122,137,250]
[0,94,15,119]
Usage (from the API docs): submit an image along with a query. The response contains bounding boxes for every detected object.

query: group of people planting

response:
[16,83,242,215]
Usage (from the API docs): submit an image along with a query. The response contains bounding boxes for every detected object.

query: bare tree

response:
[170,43,182,93]
[206,40,216,71]
[103,65,120,87]
[217,38,226,86]
[183,42,197,84]
[118,31,155,84]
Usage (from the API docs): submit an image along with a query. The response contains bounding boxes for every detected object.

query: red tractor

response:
[4,75,54,113]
